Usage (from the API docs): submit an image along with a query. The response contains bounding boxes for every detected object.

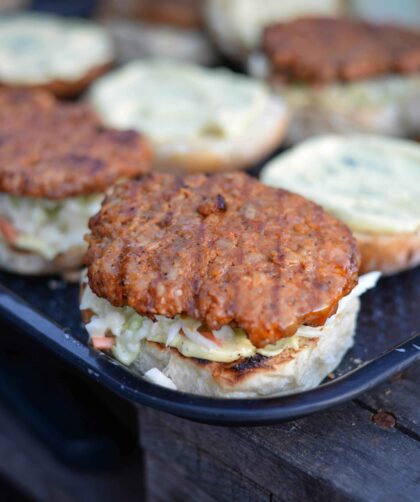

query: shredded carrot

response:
[198,328,223,347]
[0,217,17,244]
[92,336,115,350]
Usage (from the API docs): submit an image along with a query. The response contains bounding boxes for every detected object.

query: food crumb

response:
[371,410,396,429]
[48,279,63,290]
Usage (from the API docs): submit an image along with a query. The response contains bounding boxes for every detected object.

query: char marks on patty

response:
[85,172,360,347]
[0,89,152,199]
[263,17,420,84]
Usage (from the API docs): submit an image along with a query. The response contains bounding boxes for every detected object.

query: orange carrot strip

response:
[0,217,18,244]
[92,336,115,350]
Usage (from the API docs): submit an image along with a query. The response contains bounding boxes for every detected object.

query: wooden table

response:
[138,361,420,502]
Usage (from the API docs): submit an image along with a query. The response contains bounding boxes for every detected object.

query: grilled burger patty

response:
[263,17,420,84]
[85,172,360,348]
[0,89,152,199]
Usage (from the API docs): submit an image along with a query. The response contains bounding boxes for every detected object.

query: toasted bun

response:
[356,231,420,276]
[127,297,359,398]
[154,96,288,173]
[0,62,112,99]
[0,240,84,276]
[90,61,288,173]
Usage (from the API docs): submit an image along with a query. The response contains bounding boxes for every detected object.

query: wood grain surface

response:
[139,361,420,502]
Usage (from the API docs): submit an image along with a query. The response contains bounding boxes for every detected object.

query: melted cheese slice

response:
[261,135,420,234]
[0,13,113,84]
[89,60,271,143]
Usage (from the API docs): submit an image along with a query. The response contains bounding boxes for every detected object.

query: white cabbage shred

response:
[81,272,380,366]
[144,368,177,390]
[0,193,102,259]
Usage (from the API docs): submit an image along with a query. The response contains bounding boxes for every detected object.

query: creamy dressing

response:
[81,273,379,365]
[89,60,271,143]
[261,135,420,234]
[0,194,102,259]
[0,14,113,84]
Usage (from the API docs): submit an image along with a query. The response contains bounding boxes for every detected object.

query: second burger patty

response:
[85,172,360,348]
[0,89,152,199]
[263,17,420,84]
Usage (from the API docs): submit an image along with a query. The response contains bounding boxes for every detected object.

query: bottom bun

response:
[0,240,85,276]
[356,231,420,276]
[131,297,360,398]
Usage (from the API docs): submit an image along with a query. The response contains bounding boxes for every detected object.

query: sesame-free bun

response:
[0,13,114,98]
[356,231,420,276]
[152,95,287,173]
[89,60,288,173]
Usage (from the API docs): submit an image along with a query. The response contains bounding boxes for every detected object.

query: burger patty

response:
[263,17,420,84]
[0,89,152,199]
[85,172,360,348]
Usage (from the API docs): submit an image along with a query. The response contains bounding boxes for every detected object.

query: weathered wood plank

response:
[356,363,420,439]
[139,398,420,502]
[145,452,216,502]
[139,406,341,502]
[0,403,144,502]
[145,449,271,502]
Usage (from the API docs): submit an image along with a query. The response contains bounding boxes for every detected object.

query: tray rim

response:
[0,282,419,425]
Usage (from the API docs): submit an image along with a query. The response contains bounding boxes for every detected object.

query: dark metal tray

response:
[0,266,419,426]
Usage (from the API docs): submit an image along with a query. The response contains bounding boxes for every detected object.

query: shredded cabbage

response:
[0,193,102,259]
[144,368,177,390]
[82,272,380,365]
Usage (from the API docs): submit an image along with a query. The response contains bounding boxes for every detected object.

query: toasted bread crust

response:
[0,62,113,99]
[356,231,420,275]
